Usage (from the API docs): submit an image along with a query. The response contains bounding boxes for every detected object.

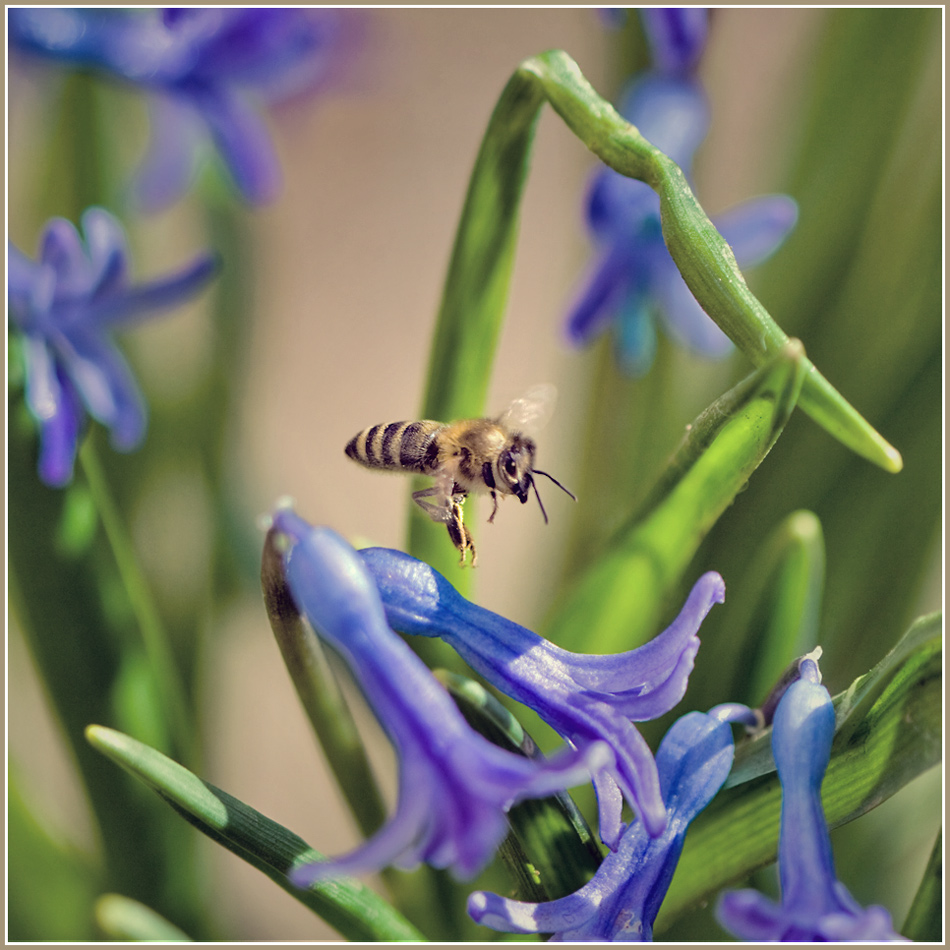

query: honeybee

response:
[344,384,575,566]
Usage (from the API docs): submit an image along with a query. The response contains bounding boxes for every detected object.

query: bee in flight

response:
[344,384,575,566]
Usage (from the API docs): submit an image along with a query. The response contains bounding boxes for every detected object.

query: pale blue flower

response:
[8,207,216,486]
[9,8,355,209]
[271,509,610,885]
[360,546,725,849]
[715,653,906,942]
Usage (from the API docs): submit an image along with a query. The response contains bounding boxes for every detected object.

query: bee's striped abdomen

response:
[345,421,443,474]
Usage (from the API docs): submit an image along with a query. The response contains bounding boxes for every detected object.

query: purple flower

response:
[468,706,739,940]
[565,66,798,376]
[715,653,906,942]
[270,508,611,885]
[9,8,354,209]
[359,546,725,849]
[8,207,216,486]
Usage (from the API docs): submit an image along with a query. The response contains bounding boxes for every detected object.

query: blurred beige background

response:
[10,8,837,941]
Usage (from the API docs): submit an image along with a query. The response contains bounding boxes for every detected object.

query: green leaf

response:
[655,612,942,930]
[436,670,603,903]
[544,341,807,653]
[85,725,427,942]
[717,510,826,711]
[901,829,942,941]
[95,895,191,942]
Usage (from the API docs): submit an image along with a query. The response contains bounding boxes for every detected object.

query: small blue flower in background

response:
[9,7,355,209]
[360,546,725,850]
[567,8,798,376]
[271,508,611,885]
[8,207,216,487]
[715,651,906,942]
[468,705,743,940]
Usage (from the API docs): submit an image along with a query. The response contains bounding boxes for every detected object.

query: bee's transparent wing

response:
[496,383,558,435]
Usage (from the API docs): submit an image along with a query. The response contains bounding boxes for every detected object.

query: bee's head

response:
[496,434,537,503]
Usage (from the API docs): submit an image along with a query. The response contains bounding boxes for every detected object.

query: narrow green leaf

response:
[436,670,603,902]
[655,613,942,929]
[407,67,546,590]
[545,341,807,653]
[85,725,427,942]
[723,510,826,709]
[95,895,191,942]
[261,526,387,839]
[901,829,942,941]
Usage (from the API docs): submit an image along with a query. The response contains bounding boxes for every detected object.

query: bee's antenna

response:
[530,476,549,525]
[532,469,577,502]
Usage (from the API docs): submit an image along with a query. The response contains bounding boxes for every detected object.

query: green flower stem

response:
[545,341,806,654]
[85,726,427,943]
[260,527,386,838]
[79,440,198,768]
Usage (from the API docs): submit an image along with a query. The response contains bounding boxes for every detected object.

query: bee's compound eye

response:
[503,456,517,478]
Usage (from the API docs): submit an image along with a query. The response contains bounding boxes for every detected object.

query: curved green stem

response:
[523,50,901,472]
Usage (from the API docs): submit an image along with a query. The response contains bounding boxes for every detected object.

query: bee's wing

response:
[496,383,557,435]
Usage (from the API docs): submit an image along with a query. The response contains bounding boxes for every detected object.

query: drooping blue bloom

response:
[360,546,725,849]
[715,653,906,942]
[270,508,611,885]
[468,705,742,940]
[8,207,216,487]
[566,13,798,376]
[9,8,354,209]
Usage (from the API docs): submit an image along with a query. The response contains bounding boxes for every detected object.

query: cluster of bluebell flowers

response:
[566,8,798,375]
[268,507,909,941]
[8,207,216,486]
[271,508,611,884]
[9,7,351,209]
[360,545,725,848]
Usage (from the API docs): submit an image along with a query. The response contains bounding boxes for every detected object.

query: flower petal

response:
[639,8,709,76]
[58,329,147,450]
[713,195,799,269]
[564,244,636,347]
[80,207,130,299]
[653,266,734,358]
[192,85,281,204]
[131,94,204,213]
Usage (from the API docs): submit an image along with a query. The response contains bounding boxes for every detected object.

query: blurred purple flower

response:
[360,546,725,849]
[468,706,740,940]
[639,8,709,75]
[716,653,906,942]
[8,207,216,486]
[9,7,355,209]
[567,14,797,376]
[271,509,611,885]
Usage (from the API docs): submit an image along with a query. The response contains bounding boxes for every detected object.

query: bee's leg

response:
[446,499,477,567]
[487,489,499,524]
